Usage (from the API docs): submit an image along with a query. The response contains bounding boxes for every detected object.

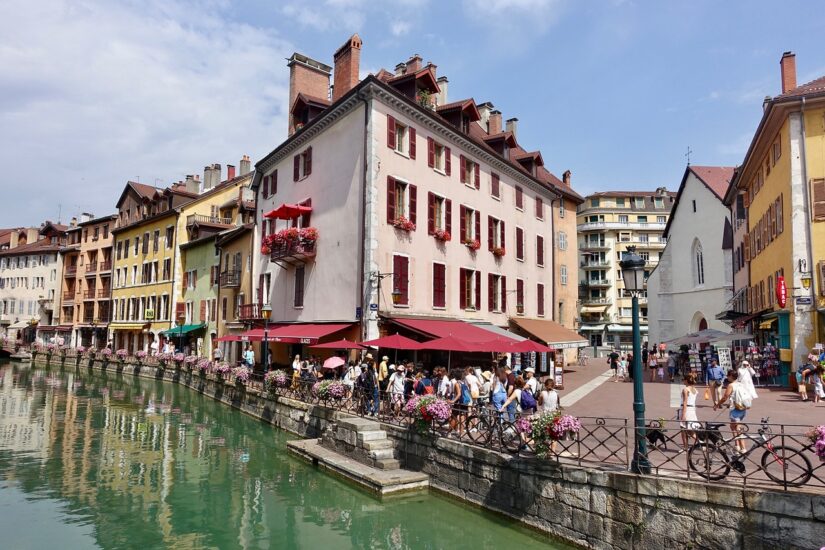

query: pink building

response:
[249,35,583,365]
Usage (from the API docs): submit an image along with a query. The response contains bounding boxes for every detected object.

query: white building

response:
[647,166,736,345]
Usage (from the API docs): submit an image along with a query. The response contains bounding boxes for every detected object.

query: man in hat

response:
[524,367,539,396]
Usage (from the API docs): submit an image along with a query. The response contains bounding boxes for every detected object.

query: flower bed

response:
[404,395,452,434]
[463,239,481,251]
[265,369,289,389]
[530,411,582,458]
[232,366,252,384]
[312,380,345,400]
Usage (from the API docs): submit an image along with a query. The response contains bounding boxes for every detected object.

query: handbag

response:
[703,388,710,400]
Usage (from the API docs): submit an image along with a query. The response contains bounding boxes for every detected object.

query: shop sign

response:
[795,296,812,305]
[775,276,787,308]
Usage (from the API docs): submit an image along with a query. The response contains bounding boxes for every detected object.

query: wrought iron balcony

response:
[237,303,263,321]
[269,239,316,263]
[83,290,97,300]
[97,289,111,299]
[220,270,241,288]
[64,266,77,277]
[85,263,98,276]
[581,297,612,306]
[98,261,112,272]
[62,291,76,302]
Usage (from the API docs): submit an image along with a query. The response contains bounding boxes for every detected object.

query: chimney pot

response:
[239,155,252,176]
[332,33,362,102]
[562,170,572,185]
[489,110,502,135]
[227,164,236,181]
[436,76,448,107]
[406,54,422,73]
[505,117,519,138]
[780,51,797,94]
[395,62,406,76]
[477,102,494,132]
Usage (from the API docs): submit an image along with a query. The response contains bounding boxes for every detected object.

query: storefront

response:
[509,318,588,389]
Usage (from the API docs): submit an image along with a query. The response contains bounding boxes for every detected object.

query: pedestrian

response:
[292,354,301,373]
[678,372,700,450]
[478,370,492,406]
[538,378,560,413]
[437,367,452,399]
[243,344,255,369]
[523,367,539,396]
[706,358,725,406]
[658,342,666,358]
[387,364,406,410]
[715,370,751,454]
[666,351,677,382]
[796,363,810,402]
[464,367,481,406]
[648,352,658,382]
[813,364,825,404]
[617,355,627,380]
[491,368,512,420]
[414,371,434,395]
[608,348,620,381]
[736,360,759,401]
[213,344,223,363]
[378,355,390,392]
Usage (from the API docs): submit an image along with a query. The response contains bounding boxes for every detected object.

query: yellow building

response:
[733,52,825,379]
[109,182,195,353]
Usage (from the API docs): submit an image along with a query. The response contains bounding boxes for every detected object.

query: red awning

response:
[215,335,242,342]
[390,318,519,343]
[263,203,313,220]
[240,323,353,344]
[362,334,423,350]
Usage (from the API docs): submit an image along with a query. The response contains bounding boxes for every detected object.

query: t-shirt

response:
[243,350,255,366]
[525,377,539,395]
[438,375,452,397]
[389,372,406,394]
[608,352,619,367]
[465,374,480,395]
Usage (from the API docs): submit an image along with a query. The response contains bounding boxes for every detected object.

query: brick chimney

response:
[227,165,236,181]
[287,53,332,135]
[489,110,502,135]
[239,155,251,176]
[332,34,362,102]
[406,54,422,73]
[780,51,797,94]
[80,212,93,223]
[563,170,572,186]
[394,62,406,76]
[506,117,518,138]
[436,76,448,106]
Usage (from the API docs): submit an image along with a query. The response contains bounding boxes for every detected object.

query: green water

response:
[0,361,571,549]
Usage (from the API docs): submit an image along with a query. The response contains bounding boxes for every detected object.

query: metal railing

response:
[237,303,263,321]
[85,263,97,275]
[62,291,76,302]
[97,289,111,299]
[187,214,232,226]
[64,267,77,277]
[82,290,97,300]
[270,239,316,261]
[98,261,112,272]
[220,270,241,288]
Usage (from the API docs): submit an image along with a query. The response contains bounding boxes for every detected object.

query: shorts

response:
[729,408,747,423]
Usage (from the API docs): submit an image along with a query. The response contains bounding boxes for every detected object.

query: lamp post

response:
[370,271,395,321]
[261,304,272,372]
[176,313,185,353]
[619,246,651,474]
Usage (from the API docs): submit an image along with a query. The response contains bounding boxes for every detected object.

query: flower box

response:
[392,216,416,232]
[492,246,506,257]
[463,239,481,251]
[433,229,451,242]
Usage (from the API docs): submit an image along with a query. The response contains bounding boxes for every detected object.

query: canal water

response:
[0,361,572,549]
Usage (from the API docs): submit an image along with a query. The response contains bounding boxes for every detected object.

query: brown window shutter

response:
[387,176,396,223]
[293,155,300,181]
[211,298,217,322]
[176,302,185,318]
[474,162,480,190]
[516,227,524,260]
[475,270,481,309]
[306,147,312,175]
[445,199,452,235]
[258,274,264,304]
[459,269,467,309]
[272,169,278,195]
[487,216,494,250]
[300,198,312,227]
[474,210,481,243]
[516,186,523,209]
[492,173,500,197]
[445,147,451,176]
[409,184,417,225]
[409,128,416,159]
[183,272,189,289]
[460,155,466,183]
[427,192,435,235]
[537,283,545,316]
[427,137,434,168]
[488,273,495,312]
[501,276,507,310]
[387,114,396,149]
[537,235,544,265]
[536,197,543,218]
[193,270,197,288]
[200,300,206,322]
[743,232,750,261]
[459,205,467,242]
[812,179,825,221]
[500,221,505,250]
[743,190,750,208]
[819,261,825,297]
[777,194,784,233]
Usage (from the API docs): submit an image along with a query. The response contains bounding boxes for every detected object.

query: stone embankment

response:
[30,356,825,550]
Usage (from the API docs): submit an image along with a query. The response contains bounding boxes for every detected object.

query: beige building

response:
[576,189,675,349]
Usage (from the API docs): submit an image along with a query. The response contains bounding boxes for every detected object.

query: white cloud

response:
[461,0,566,43]
[280,0,422,34]
[0,0,293,226]
[391,20,411,37]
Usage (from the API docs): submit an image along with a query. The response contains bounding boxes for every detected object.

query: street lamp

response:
[261,303,272,371]
[176,312,185,353]
[619,246,650,474]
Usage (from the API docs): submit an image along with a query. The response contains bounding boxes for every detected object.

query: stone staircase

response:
[321,416,400,470]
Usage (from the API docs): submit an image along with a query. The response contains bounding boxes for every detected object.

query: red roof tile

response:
[777,75,825,100]
[689,165,736,200]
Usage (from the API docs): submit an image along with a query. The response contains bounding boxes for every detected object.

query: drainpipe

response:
[357,89,370,341]
[799,97,818,343]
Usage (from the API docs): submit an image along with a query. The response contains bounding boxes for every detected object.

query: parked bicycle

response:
[464,406,523,454]
[688,417,813,487]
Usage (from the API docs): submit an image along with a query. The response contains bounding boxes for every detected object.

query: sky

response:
[1,0,824,227]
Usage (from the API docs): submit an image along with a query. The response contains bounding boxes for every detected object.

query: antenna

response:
[57,204,62,224]
[685,146,693,166]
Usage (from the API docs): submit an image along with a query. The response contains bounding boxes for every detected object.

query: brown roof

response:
[776,75,825,100]
[588,190,676,198]
[689,165,736,200]
[0,237,62,256]
[292,92,331,111]
[129,181,162,199]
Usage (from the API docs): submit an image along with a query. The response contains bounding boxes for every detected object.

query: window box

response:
[463,239,480,251]
[392,216,417,232]
[433,229,451,242]
[492,246,506,258]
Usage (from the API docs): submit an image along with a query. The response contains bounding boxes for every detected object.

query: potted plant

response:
[214,361,231,383]
[264,369,289,395]
[492,246,506,258]
[99,348,113,369]
[173,353,185,370]
[299,227,318,244]
[75,346,85,366]
[463,238,481,251]
[232,365,252,389]
[434,229,451,242]
[403,395,452,434]
[392,216,416,232]
[529,411,582,458]
[183,355,198,372]
[806,425,825,462]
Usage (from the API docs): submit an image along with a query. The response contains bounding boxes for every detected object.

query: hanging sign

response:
[775,276,787,308]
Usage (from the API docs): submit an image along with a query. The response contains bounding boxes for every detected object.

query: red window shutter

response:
[183,272,189,289]
[492,173,500,197]
[537,235,544,265]
[393,255,409,305]
[301,198,312,227]
[516,227,524,260]
[272,169,278,195]
[257,274,264,305]
[387,114,396,149]
[293,155,300,181]
[474,211,481,243]
[200,300,206,322]
[387,176,396,223]
[427,192,435,235]
[516,186,523,209]
[262,175,270,198]
[536,197,543,219]
[445,199,452,236]
[176,302,185,318]
[427,137,435,168]
[488,273,494,312]
[460,155,466,183]
[517,279,524,309]
[409,184,417,226]
[500,220,505,249]
[488,216,494,250]
[306,147,312,175]
[474,163,480,190]
[459,205,467,242]
[445,147,451,176]
[409,128,416,159]
[501,276,507,310]
[537,283,545,316]
[211,298,217,322]
[459,268,467,310]
[475,270,481,309]
[778,194,784,233]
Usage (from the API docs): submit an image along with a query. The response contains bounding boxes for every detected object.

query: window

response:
[639,233,649,243]
[488,216,505,251]
[427,193,452,236]
[537,283,545,317]
[615,198,625,207]
[657,215,666,224]
[387,115,415,158]
[557,231,567,251]
[427,138,449,173]
[459,205,480,245]
[103,224,109,238]
[488,273,505,312]
[153,230,159,252]
[619,232,631,242]
[184,269,197,290]
[591,198,600,208]
[620,307,632,317]
[386,176,417,226]
[116,241,122,260]
[639,251,650,261]
[433,262,446,308]
[692,199,697,213]
[772,138,781,165]
[635,197,645,208]
[162,259,171,281]
[221,297,228,321]
[392,254,410,306]
[165,226,174,248]
[692,239,705,286]
[558,197,565,218]
[515,186,524,210]
[459,268,480,310]
[293,146,313,180]
[491,173,500,199]
[124,239,130,258]
[294,265,305,307]
[560,265,568,285]
[637,215,648,223]
[516,279,525,314]
[618,214,629,223]
[535,197,543,219]
[536,235,545,267]
[654,197,664,208]
[460,155,480,189]
[516,226,525,261]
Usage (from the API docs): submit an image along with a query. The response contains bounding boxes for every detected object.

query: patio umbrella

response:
[263,203,313,220]
[508,339,555,353]
[418,335,482,352]
[310,339,366,350]
[361,334,423,350]
[469,339,521,353]
[322,356,346,369]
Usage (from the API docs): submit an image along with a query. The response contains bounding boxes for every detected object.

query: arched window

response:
[692,239,705,286]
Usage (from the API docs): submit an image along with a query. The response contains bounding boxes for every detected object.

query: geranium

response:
[265,369,289,388]
[404,395,452,433]
[274,227,300,244]
[492,246,506,257]
[232,366,252,383]
[76,346,86,354]
[184,355,198,365]
[135,350,147,359]
[433,229,451,242]
[299,227,319,242]
[805,425,825,460]
[530,411,582,458]
[312,380,346,399]
[100,348,113,357]
[86,347,97,357]
[46,343,58,352]
[515,416,533,434]
[173,353,185,363]
[392,216,416,232]
[214,362,232,374]
[464,239,481,251]
[196,359,211,371]
[157,352,171,365]
[115,349,128,358]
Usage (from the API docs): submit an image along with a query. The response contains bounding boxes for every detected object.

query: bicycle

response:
[464,405,522,454]
[688,417,813,487]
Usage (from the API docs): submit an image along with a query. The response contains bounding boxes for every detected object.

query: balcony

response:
[82,290,97,300]
[97,289,111,299]
[62,291,76,303]
[269,239,316,264]
[579,241,609,251]
[38,298,54,311]
[632,239,667,249]
[580,260,610,269]
[187,214,232,227]
[220,270,241,288]
[85,263,98,276]
[237,303,264,321]
[64,266,77,278]
[82,315,95,324]
[98,261,112,272]
[583,279,610,287]
[577,221,666,232]
[581,297,612,306]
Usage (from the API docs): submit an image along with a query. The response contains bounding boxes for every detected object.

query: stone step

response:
[337,417,381,432]
[375,458,401,470]
[361,439,395,451]
[369,447,396,460]
[356,430,387,442]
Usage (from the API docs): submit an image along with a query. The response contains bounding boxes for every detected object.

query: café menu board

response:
[719,347,732,371]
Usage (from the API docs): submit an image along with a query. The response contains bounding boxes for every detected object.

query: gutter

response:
[357,89,370,340]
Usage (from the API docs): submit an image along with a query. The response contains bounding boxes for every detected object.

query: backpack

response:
[732,384,752,410]
[459,382,472,405]
[419,378,434,395]
[520,389,537,410]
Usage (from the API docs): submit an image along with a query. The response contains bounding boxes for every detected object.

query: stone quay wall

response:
[32,356,825,550]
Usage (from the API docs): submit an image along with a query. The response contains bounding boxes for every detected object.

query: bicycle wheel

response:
[688,443,730,481]
[465,414,492,445]
[499,421,522,454]
[761,445,813,487]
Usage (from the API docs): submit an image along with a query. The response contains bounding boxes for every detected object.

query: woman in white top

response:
[464,368,481,406]
[538,378,560,413]
[736,360,759,400]
[678,372,700,449]
[292,355,301,373]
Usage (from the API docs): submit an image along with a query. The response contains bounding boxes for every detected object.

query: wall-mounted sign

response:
[796,296,812,305]
[776,276,787,308]
[369,303,378,311]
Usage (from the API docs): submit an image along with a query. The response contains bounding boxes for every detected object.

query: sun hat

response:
[382,356,389,361]
[481,370,493,381]
[525,367,535,373]
[365,353,373,360]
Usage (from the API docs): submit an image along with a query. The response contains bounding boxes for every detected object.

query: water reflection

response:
[0,363,565,549]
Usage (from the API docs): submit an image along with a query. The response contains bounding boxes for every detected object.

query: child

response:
[617,356,628,381]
